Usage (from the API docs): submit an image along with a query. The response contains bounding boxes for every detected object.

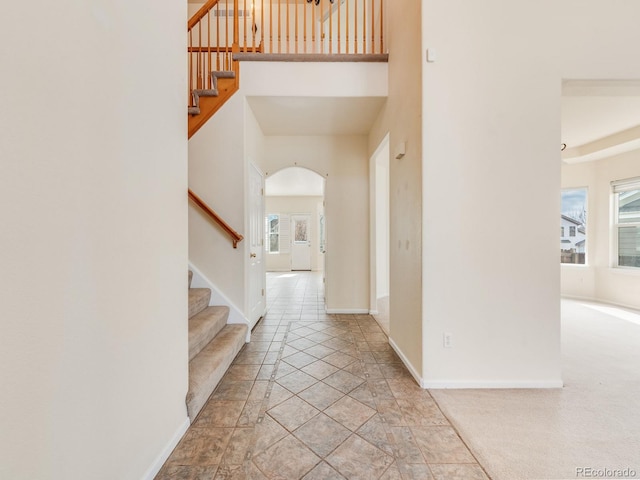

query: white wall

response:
[189,94,248,312]
[0,1,188,478]
[369,0,423,379]
[562,150,640,310]
[419,0,640,387]
[262,136,370,313]
[265,196,324,272]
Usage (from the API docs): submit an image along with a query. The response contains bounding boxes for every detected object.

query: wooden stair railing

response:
[187,0,387,136]
[188,189,244,248]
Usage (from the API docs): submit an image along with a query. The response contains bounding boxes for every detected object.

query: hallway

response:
[157,272,490,479]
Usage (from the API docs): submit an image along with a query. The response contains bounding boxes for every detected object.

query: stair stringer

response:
[188,262,251,342]
[188,63,240,139]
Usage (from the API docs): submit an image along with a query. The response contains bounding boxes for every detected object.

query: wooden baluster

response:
[312,1,315,52]
[362,0,366,53]
[261,0,265,52]
[189,29,193,102]
[345,0,349,53]
[319,0,324,53]
[329,0,333,54]
[294,0,298,54]
[277,0,281,53]
[286,0,289,53]
[258,0,264,53]
[380,0,384,53]
[197,20,202,87]
[269,0,273,53]
[251,0,256,52]
[354,0,357,53]
[207,11,212,87]
[233,0,240,51]
[242,0,246,51]
[303,0,307,54]
[225,0,229,69]
[337,0,341,53]
[371,0,375,53]
[216,3,221,69]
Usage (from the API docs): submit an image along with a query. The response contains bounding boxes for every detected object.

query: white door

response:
[291,214,312,271]
[248,163,265,329]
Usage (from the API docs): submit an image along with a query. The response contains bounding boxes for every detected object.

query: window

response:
[613,178,640,268]
[267,214,279,253]
[561,188,587,265]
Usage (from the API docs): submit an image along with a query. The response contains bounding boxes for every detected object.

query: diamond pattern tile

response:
[268,396,320,431]
[326,434,394,480]
[157,272,489,480]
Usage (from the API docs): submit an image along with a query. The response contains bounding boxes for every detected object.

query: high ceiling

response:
[561,80,640,163]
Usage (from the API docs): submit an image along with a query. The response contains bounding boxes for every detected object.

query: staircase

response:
[187,270,248,421]
[188,68,240,139]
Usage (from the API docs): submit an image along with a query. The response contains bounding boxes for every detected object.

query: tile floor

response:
[156,272,490,480]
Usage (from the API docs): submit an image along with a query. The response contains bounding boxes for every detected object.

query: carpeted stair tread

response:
[187,323,248,421]
[188,270,193,288]
[212,70,236,79]
[189,288,211,319]
[189,306,230,361]
[193,88,219,97]
[188,106,200,115]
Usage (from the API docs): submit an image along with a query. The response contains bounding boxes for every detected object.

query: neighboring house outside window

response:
[561,188,587,265]
[612,178,640,268]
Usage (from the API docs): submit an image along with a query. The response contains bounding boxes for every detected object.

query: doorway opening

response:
[264,167,326,308]
[370,134,390,334]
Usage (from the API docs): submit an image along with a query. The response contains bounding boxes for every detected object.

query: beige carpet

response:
[430,299,640,480]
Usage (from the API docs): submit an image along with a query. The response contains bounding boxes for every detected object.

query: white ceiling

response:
[266,167,325,196]
[247,96,386,136]
[561,80,640,163]
[561,96,640,146]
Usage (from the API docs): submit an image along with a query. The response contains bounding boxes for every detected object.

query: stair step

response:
[188,270,193,288]
[193,88,219,97]
[188,106,200,115]
[187,324,248,421]
[189,306,229,361]
[188,288,211,319]
[212,70,236,79]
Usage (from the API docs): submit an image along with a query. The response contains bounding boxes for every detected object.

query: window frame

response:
[560,187,588,266]
[266,213,280,254]
[612,177,640,269]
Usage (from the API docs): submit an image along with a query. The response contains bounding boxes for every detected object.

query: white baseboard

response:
[369,310,379,315]
[189,263,249,327]
[325,308,370,314]
[388,337,425,388]
[387,338,564,389]
[562,294,640,314]
[424,380,564,389]
[141,417,189,480]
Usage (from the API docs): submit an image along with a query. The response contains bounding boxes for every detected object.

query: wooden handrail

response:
[188,0,221,30]
[188,189,244,248]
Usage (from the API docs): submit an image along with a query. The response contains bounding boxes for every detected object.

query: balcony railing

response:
[188,0,386,94]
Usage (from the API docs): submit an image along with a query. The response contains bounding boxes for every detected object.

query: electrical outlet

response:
[443,333,453,348]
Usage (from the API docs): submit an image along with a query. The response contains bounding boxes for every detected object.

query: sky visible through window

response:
[562,189,587,222]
